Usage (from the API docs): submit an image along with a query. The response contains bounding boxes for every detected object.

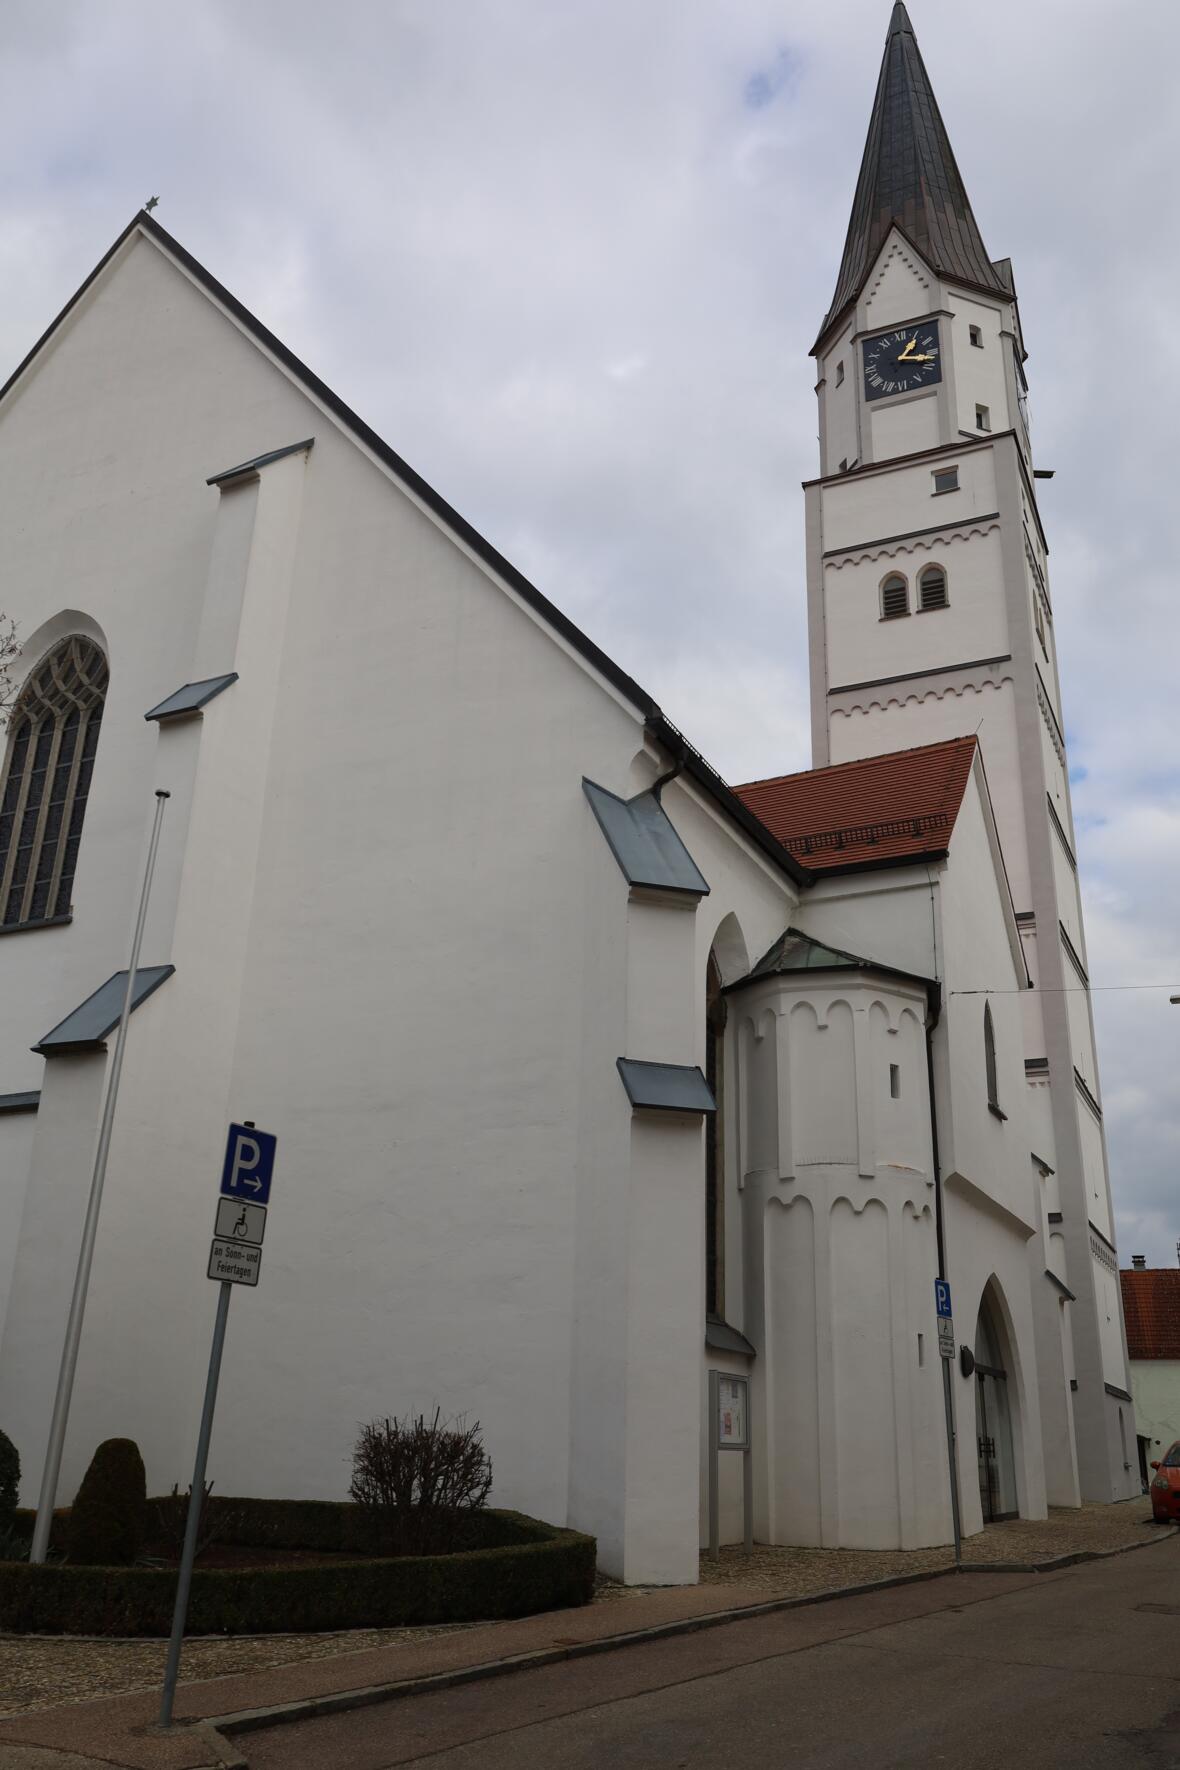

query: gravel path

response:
[692,1496,1163,1595]
[0,1498,1165,1718]
[0,1623,472,1719]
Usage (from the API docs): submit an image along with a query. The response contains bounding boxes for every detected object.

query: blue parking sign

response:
[219,1123,277,1206]
[934,1279,952,1318]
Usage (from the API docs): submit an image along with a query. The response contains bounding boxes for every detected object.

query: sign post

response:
[158,1122,276,1730]
[707,1371,753,1561]
[935,1278,963,1569]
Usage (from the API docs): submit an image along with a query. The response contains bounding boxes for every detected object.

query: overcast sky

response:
[2,1,1177,1263]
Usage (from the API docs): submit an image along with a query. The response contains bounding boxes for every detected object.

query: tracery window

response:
[0,637,108,928]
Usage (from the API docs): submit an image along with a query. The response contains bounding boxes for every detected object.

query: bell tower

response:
[804,2,1137,1504]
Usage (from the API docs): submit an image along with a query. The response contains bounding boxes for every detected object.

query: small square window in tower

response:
[976,404,991,431]
[880,574,909,619]
[970,325,983,348]
[836,359,845,385]
[918,566,948,611]
[933,467,959,495]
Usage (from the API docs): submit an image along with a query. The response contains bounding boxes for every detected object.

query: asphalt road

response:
[241,1535,1180,1769]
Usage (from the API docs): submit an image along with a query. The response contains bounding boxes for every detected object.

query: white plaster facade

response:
[806,217,1137,1508]
[1130,1364,1180,1468]
[0,19,1133,1579]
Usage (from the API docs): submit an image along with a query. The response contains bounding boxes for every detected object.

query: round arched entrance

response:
[974,1290,1019,1522]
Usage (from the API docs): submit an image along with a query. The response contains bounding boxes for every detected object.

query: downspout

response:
[926,976,964,1566]
[650,760,684,801]
[925,981,947,1278]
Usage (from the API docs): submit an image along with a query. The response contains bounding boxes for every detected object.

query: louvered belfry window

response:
[919,565,948,610]
[0,637,108,928]
[881,573,909,618]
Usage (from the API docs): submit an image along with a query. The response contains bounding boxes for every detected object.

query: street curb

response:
[204,1526,1180,1744]
[203,1562,986,1738]
[956,1522,1179,1577]
[205,1571,962,1734]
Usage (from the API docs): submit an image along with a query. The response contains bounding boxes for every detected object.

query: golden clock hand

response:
[897,338,917,360]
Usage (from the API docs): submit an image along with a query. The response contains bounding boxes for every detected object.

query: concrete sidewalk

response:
[1,1520,1175,1770]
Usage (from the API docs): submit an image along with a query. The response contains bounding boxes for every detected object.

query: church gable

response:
[0,212,659,732]
[863,230,935,330]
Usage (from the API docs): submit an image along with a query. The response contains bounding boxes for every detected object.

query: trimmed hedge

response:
[0,1502,595,1636]
[67,1438,147,1566]
[0,1430,18,1525]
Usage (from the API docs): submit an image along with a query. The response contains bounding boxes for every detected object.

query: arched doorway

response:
[974,1292,1019,1521]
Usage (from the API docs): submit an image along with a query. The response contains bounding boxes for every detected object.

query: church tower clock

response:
[804,3,1136,1503]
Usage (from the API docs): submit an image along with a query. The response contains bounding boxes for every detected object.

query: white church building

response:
[0,4,1138,1585]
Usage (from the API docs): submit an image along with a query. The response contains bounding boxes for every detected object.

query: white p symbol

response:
[229,1134,261,1192]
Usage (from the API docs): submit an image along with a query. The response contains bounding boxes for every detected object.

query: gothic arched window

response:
[880,573,909,619]
[0,636,108,929]
[984,1000,1000,1112]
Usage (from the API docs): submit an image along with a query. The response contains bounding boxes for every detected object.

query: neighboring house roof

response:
[0,210,811,894]
[818,1,1008,347]
[1121,1268,1180,1360]
[734,736,977,877]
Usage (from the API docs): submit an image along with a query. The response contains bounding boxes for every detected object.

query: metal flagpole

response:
[158,1278,232,1729]
[29,789,170,1565]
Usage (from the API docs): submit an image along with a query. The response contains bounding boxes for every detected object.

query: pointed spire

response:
[819,4,1006,342]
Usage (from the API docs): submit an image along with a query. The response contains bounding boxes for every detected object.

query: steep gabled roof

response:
[819,2,1008,345]
[0,211,812,890]
[1121,1267,1180,1361]
[734,735,977,876]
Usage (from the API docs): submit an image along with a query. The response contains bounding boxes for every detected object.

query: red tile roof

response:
[735,737,978,875]
[1121,1268,1180,1360]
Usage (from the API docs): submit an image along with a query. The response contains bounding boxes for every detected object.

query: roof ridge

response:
[0,209,814,898]
[736,733,976,794]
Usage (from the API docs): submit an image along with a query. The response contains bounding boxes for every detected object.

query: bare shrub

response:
[0,617,17,727]
[149,1481,216,1564]
[349,1409,493,1556]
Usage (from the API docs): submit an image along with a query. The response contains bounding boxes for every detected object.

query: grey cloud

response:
[1,0,1175,1255]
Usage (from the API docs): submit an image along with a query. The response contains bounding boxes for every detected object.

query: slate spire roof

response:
[819,1,1008,343]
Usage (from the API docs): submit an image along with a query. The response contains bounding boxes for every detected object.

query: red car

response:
[1149,1442,1180,1522]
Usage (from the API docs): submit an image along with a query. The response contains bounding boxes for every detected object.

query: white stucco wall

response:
[1131,1362,1180,1459]
[820,445,998,558]
[947,292,1013,440]
[0,226,803,1591]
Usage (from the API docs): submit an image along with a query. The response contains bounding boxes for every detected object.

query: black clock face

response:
[862,322,942,401]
